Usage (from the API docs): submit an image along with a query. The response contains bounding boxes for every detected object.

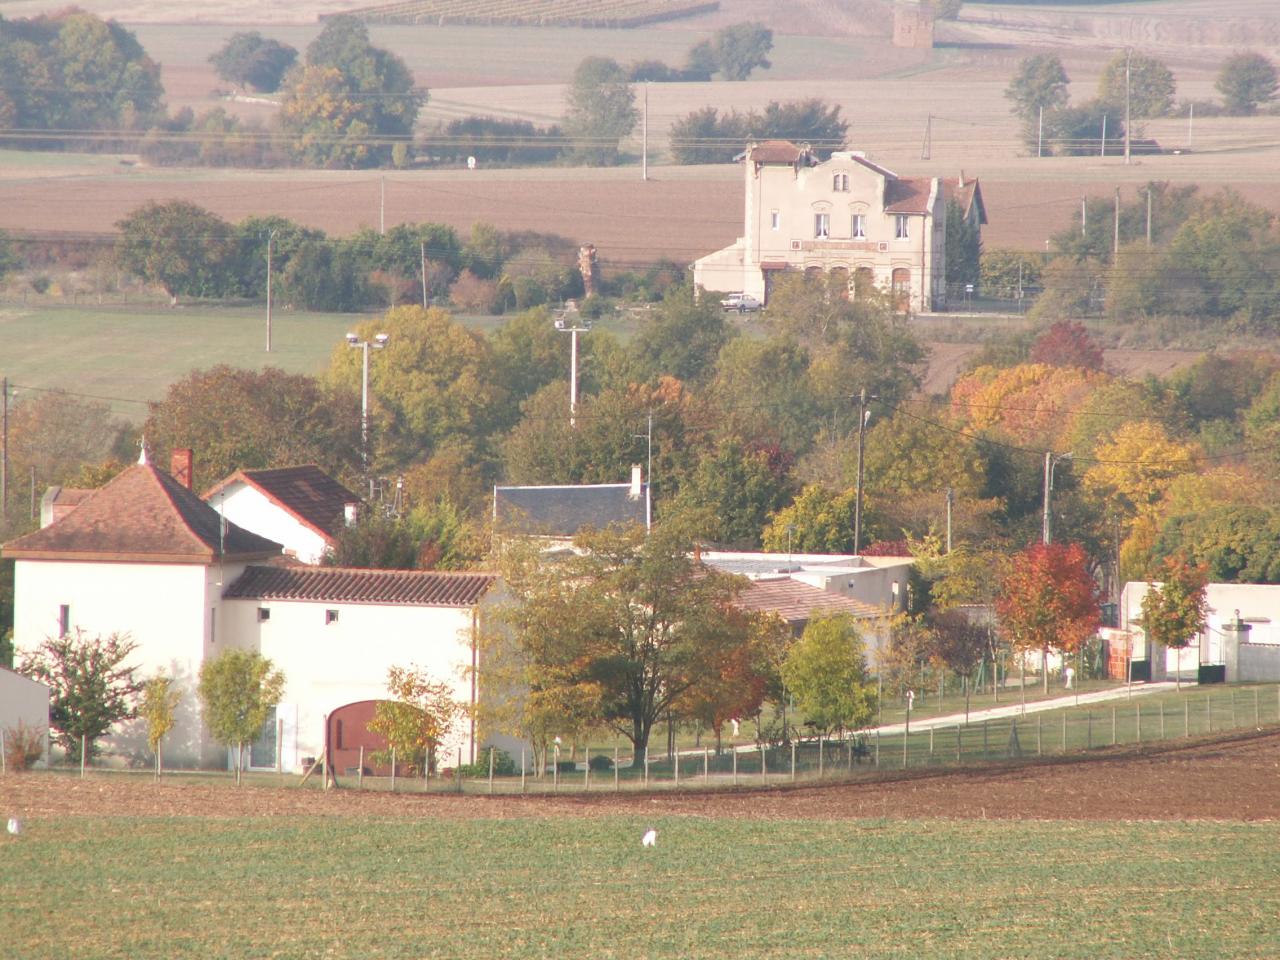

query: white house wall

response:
[0,668,51,766]
[12,558,248,767]
[221,598,478,772]
[212,484,330,565]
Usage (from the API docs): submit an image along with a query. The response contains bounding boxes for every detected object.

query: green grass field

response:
[1,814,1275,959]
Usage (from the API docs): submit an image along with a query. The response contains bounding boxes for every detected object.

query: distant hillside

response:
[333,0,719,28]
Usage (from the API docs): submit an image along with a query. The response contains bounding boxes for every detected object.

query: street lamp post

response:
[347,332,389,491]
[1042,451,1072,544]
[854,388,874,555]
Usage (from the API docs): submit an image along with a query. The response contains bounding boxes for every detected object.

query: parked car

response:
[720,292,761,313]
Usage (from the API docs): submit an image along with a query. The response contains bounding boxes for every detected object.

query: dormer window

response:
[833,173,849,192]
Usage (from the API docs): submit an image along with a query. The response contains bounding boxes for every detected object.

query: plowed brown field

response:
[5,728,1278,822]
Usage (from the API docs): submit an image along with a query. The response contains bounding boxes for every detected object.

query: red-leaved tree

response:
[996,542,1101,694]
[1029,320,1105,371]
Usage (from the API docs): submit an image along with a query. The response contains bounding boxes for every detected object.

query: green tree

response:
[1216,52,1278,116]
[667,439,796,548]
[1045,101,1126,157]
[280,237,374,311]
[927,608,989,720]
[563,56,637,166]
[324,510,422,569]
[1005,54,1069,149]
[710,22,773,81]
[209,31,297,93]
[979,248,1042,299]
[492,522,757,765]
[945,199,982,289]
[232,215,325,300]
[0,229,17,282]
[144,365,361,484]
[1098,51,1175,121]
[630,285,734,384]
[747,99,847,154]
[667,106,748,164]
[49,12,164,131]
[780,613,877,734]
[367,664,461,775]
[1139,556,1207,690]
[20,630,142,763]
[3,389,132,492]
[489,307,565,415]
[139,674,181,778]
[197,650,285,785]
[116,200,237,303]
[762,485,860,554]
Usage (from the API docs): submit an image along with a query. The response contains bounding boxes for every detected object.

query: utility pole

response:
[556,317,590,427]
[379,176,385,235]
[642,83,649,182]
[1042,451,1072,545]
[1146,187,1153,247]
[921,113,932,161]
[420,241,428,308]
[1114,187,1121,258]
[945,486,953,554]
[347,332,390,492]
[854,389,872,555]
[1081,195,1087,237]
[1100,114,1107,158]
[265,229,275,353]
[1123,47,1132,165]
[1037,105,1043,158]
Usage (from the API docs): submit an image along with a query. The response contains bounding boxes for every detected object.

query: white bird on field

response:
[641,828,657,848]
[7,817,21,836]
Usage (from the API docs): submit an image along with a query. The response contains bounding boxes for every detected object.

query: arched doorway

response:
[891,268,912,310]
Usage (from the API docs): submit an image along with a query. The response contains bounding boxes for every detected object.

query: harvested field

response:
[4,728,1279,822]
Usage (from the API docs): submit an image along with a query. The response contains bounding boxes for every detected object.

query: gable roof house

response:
[203,464,362,565]
[694,141,984,313]
[493,465,651,545]
[2,456,499,772]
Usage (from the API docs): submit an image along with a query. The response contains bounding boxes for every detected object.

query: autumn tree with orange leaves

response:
[996,542,1101,694]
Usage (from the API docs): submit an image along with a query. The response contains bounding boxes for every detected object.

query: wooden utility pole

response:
[854,388,871,554]
[1,376,7,520]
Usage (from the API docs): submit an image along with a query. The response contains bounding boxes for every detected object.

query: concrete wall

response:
[1235,643,1280,683]
[0,667,51,767]
[222,597,480,772]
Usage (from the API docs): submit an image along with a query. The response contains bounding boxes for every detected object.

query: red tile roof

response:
[223,565,498,607]
[203,465,361,542]
[2,463,282,564]
[736,577,884,623]
[746,140,808,164]
[884,177,935,214]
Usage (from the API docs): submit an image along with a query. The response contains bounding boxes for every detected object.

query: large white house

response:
[694,141,984,312]
[2,458,499,772]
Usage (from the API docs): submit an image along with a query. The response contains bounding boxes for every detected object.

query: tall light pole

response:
[347,332,389,490]
[854,388,874,555]
[555,315,590,427]
[1042,451,1072,544]
[265,228,276,353]
[1123,47,1132,165]
[633,411,653,530]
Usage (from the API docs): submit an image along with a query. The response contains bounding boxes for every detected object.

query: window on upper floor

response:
[833,173,849,192]
[257,607,271,623]
[770,209,780,230]
[852,214,866,239]
[814,213,830,239]
[325,609,340,625]
[895,214,910,240]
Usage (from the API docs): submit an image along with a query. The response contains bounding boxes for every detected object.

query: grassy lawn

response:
[0,815,1274,959]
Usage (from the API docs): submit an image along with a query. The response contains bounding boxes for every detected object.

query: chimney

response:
[344,501,359,526]
[629,464,643,501]
[170,448,194,489]
[958,169,966,188]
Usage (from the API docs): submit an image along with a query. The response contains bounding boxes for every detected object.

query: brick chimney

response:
[629,463,643,501]
[170,448,194,489]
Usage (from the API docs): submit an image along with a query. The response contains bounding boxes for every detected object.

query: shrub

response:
[3,722,46,771]
[456,746,516,778]
[587,753,614,771]
[449,270,503,314]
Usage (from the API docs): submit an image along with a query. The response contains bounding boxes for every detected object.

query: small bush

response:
[587,753,614,771]
[3,722,46,771]
[30,274,51,294]
[449,270,502,314]
[455,747,516,778]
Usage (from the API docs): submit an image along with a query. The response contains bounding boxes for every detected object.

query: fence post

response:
[1111,706,1117,746]
[614,747,619,792]
[0,729,5,776]
[674,749,680,788]
[1185,700,1190,738]
[358,746,364,790]
[1062,713,1067,754]
[1255,688,1260,727]
[1087,713,1092,750]
[1206,696,1212,733]
[490,746,496,795]
[790,741,796,782]
[874,729,880,767]
[733,746,738,786]
[584,746,590,791]
[982,719,988,759]
[1160,701,1165,740]
[521,748,526,794]
[956,723,962,762]
[818,735,824,778]
[761,743,767,779]
[81,736,87,779]
[456,748,463,794]
[391,747,396,793]
[902,729,909,768]
[1036,715,1042,756]
[644,752,650,787]
[929,727,934,764]
[1231,693,1238,729]
[704,748,709,783]
[1136,703,1142,745]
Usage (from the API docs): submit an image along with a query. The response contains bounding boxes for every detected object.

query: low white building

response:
[0,666,51,767]
[3,458,500,772]
[1119,580,1280,683]
[700,551,912,613]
